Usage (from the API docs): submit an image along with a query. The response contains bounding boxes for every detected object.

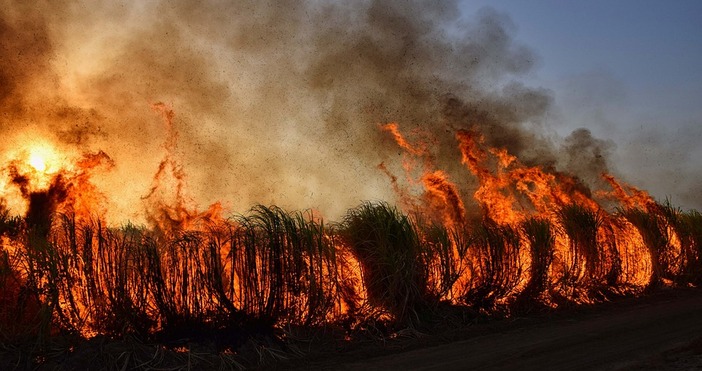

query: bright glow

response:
[20,142,65,192]
[29,151,47,172]
[26,144,60,174]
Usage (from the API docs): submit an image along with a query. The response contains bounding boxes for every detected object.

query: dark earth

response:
[284,287,702,370]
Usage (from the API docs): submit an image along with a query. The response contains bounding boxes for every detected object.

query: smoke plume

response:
[0,0,675,223]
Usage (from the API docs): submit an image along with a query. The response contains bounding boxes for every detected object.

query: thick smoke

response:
[0,0,672,222]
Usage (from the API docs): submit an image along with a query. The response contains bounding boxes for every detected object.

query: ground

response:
[283,287,702,370]
[5,288,702,369]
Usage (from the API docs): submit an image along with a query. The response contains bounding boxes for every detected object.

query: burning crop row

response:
[0,118,701,356]
[0,2,700,367]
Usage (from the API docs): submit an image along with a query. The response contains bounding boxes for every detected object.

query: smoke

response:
[615,122,702,210]
[561,128,613,186]
[0,0,673,223]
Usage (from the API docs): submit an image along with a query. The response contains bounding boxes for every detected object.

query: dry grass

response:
[0,200,700,368]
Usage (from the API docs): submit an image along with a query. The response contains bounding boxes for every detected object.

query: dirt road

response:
[336,290,702,370]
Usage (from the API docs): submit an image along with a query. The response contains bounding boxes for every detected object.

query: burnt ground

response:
[281,287,702,370]
[5,287,702,370]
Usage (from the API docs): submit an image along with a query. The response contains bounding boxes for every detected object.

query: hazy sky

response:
[460,1,702,208]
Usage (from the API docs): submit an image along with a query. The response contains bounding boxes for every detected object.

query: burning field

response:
[1,0,701,369]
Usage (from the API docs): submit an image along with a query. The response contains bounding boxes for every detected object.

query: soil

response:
[283,287,702,370]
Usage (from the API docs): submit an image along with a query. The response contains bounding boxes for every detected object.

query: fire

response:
[28,150,47,172]
[0,2,698,364]
[380,122,691,306]
[26,143,63,186]
[0,109,696,347]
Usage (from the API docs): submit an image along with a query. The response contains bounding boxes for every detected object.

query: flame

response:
[142,103,225,232]
[17,141,65,190]
[0,111,693,342]
[0,0,696,352]
[380,122,687,305]
[28,150,48,173]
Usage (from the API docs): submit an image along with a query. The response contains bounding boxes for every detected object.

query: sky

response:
[460,0,702,208]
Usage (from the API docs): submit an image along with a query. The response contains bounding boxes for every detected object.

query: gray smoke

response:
[0,0,658,222]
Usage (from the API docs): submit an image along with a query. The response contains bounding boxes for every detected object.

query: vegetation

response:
[461,219,522,310]
[340,202,431,327]
[515,217,554,307]
[621,207,674,289]
[0,200,701,368]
